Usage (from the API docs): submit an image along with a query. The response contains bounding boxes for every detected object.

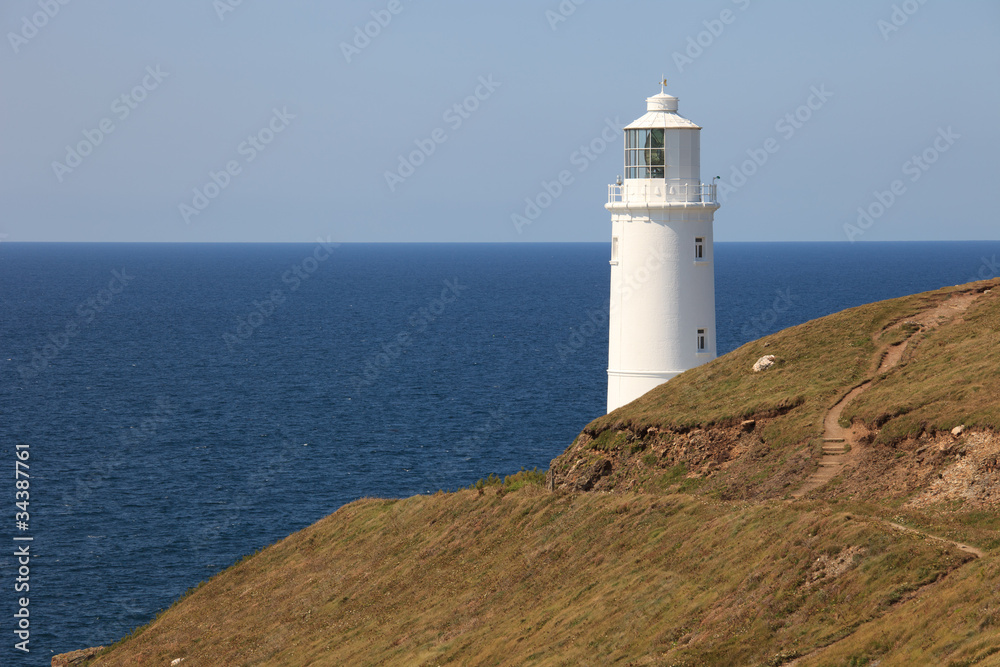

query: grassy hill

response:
[551,280,1000,505]
[78,279,1000,666]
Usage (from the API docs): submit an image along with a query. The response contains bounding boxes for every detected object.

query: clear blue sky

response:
[1,0,997,242]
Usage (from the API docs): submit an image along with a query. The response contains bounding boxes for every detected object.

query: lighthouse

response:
[605,84,719,413]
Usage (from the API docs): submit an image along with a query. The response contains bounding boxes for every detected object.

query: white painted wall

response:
[606,91,719,413]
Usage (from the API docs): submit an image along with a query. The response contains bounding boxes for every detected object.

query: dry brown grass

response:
[83,280,1000,666]
[844,282,1000,441]
[551,281,1000,501]
[89,490,981,666]
[586,281,1000,451]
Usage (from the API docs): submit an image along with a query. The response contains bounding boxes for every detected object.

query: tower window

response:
[697,328,707,352]
[624,129,665,179]
[611,236,619,262]
[694,237,705,261]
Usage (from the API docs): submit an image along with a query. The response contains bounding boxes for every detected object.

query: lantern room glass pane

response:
[646,131,664,166]
[624,129,667,179]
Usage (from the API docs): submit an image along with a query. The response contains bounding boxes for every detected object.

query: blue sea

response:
[1,241,998,663]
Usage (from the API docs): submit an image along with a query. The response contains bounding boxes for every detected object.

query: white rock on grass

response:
[753,355,776,372]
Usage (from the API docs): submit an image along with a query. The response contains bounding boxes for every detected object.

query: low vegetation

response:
[81,280,1000,666]
[584,283,997,446]
[844,285,1000,439]
[551,281,1000,500]
[87,491,982,666]
[469,467,547,493]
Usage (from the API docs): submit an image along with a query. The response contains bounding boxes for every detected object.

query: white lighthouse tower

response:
[605,83,719,413]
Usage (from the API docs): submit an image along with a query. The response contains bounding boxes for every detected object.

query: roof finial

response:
[660,76,667,94]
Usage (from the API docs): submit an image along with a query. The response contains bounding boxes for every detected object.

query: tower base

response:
[607,369,683,413]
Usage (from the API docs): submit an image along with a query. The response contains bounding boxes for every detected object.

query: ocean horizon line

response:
[3,239,999,246]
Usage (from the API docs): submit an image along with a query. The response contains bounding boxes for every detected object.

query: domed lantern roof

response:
[624,92,701,130]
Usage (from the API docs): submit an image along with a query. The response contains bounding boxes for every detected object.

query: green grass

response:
[469,468,547,493]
